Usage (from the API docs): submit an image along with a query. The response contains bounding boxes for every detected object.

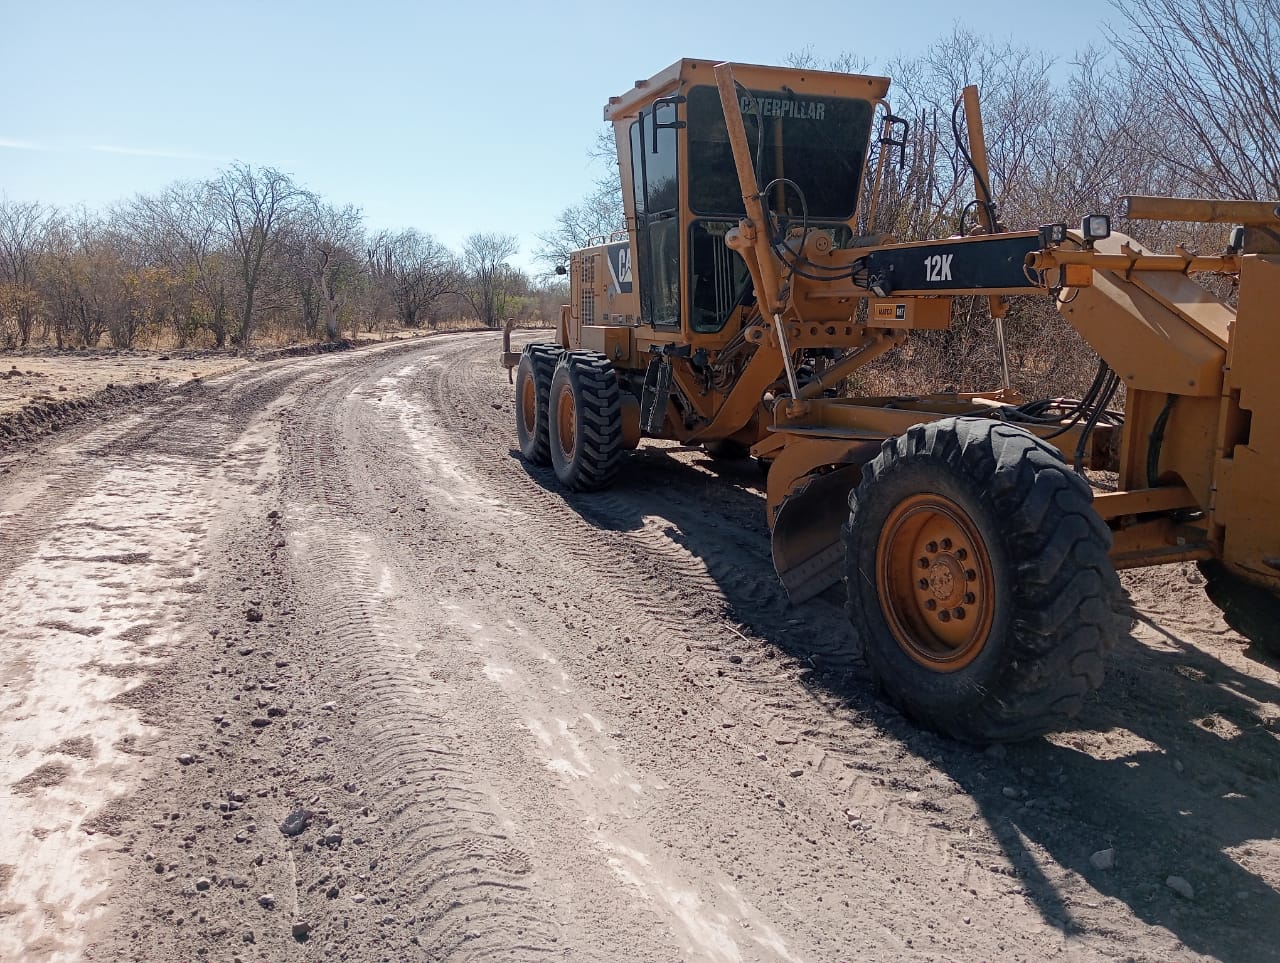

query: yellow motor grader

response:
[502,58,1280,742]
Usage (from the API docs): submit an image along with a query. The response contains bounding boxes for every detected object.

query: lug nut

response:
[918,578,930,590]
[941,538,953,550]
[938,610,951,622]
[956,548,968,561]
[953,607,966,619]
[965,569,977,581]
[925,599,937,611]
[918,557,930,569]
[926,541,939,553]
[963,592,976,604]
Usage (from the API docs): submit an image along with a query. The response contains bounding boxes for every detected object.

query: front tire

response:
[547,351,623,491]
[844,417,1125,742]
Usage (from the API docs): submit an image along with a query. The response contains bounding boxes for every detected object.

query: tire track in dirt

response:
[277,345,801,960]
[275,354,566,961]
[90,338,579,963]
[361,336,1107,959]
[0,354,339,962]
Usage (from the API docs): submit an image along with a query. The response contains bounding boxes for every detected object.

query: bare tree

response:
[1108,0,1280,198]
[121,181,232,346]
[535,181,624,273]
[289,199,366,340]
[210,163,302,349]
[40,211,121,348]
[366,229,456,328]
[0,198,51,347]
[785,46,874,74]
[535,130,624,274]
[461,232,519,327]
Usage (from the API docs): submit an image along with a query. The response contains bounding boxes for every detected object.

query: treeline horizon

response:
[0,165,568,352]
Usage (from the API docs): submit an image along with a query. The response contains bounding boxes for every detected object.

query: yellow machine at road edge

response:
[502,58,1280,743]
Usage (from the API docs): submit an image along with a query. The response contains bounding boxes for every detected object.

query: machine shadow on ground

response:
[514,444,1280,960]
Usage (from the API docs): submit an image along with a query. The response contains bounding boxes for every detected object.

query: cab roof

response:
[603,58,892,121]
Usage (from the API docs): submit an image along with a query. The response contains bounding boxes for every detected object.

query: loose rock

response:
[1090,848,1116,871]
[279,809,312,837]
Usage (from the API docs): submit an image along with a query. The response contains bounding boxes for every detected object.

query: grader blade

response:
[771,465,862,603]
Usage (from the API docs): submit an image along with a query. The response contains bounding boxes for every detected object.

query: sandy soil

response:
[0,352,248,415]
[0,330,447,449]
[0,332,1276,962]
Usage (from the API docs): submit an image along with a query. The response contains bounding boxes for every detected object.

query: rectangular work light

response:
[1082,214,1111,243]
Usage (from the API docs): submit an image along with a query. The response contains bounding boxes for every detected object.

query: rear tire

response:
[844,417,1126,742]
[548,351,623,491]
[515,343,560,465]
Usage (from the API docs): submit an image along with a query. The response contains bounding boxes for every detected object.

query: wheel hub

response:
[520,375,537,434]
[927,557,959,601]
[556,385,577,461]
[876,494,995,671]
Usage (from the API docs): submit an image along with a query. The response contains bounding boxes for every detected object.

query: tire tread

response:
[845,416,1127,742]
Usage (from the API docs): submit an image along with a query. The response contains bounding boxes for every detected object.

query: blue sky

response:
[1,0,1117,273]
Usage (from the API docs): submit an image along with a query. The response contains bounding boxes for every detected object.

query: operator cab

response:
[606,59,890,343]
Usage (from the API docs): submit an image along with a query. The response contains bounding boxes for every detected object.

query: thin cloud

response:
[0,138,44,151]
[90,143,222,162]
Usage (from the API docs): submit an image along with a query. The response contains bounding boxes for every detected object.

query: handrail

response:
[586,229,630,246]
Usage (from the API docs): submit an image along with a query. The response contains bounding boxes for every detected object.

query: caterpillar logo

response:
[606,241,633,294]
[740,96,827,120]
[873,303,908,322]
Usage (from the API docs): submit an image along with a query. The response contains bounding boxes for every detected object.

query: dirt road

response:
[1,331,1277,962]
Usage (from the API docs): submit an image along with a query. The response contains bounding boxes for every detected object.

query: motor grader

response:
[502,58,1280,742]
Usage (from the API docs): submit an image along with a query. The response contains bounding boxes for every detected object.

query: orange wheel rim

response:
[520,375,538,435]
[875,493,996,672]
[556,384,577,460]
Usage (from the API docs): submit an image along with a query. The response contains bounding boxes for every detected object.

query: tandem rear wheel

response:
[547,351,624,491]
[844,417,1127,742]
[515,343,561,465]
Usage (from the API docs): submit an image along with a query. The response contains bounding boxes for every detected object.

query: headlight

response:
[1082,214,1111,242]
[1038,223,1067,247]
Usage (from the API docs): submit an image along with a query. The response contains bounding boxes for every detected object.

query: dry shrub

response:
[852,295,1107,404]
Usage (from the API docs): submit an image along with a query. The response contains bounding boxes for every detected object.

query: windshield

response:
[686,85,874,221]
